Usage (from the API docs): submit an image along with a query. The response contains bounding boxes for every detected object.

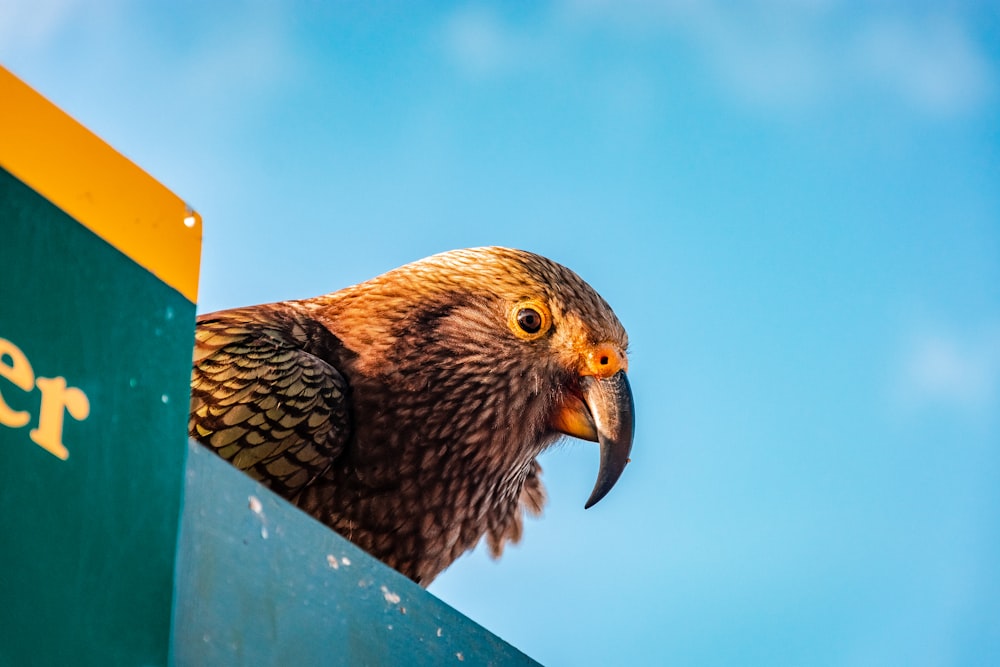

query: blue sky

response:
[4,2,999,664]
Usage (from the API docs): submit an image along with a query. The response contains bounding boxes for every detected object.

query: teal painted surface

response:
[0,167,195,666]
[174,441,540,667]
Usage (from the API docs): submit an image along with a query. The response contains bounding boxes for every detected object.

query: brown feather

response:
[190,247,629,585]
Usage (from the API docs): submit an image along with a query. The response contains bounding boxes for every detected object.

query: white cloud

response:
[442,7,541,78]
[0,0,83,51]
[443,1,996,117]
[0,2,298,101]
[853,14,996,116]
[676,3,834,110]
[894,325,1000,417]
[443,7,512,76]
[173,8,299,105]
[648,1,996,115]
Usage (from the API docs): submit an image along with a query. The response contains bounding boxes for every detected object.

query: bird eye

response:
[517,308,543,334]
[508,300,551,340]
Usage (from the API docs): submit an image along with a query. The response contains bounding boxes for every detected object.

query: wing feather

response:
[189,306,350,500]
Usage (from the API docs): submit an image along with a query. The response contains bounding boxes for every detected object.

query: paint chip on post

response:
[248,495,268,538]
[381,585,401,605]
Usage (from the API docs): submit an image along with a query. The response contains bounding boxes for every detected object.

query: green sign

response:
[0,66,201,666]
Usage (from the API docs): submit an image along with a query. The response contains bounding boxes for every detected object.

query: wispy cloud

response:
[585,0,997,116]
[852,14,996,117]
[0,0,83,52]
[1,2,299,101]
[441,6,560,79]
[893,324,1000,419]
[442,7,521,78]
[172,8,300,105]
[440,1,996,117]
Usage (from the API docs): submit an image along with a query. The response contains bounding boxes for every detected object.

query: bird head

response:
[310,246,635,509]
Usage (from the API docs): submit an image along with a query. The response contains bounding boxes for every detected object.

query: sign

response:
[0,66,201,666]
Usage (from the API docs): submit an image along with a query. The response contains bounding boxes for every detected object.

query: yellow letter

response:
[31,376,90,461]
[0,337,34,428]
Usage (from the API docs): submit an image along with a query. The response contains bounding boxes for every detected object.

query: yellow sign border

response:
[0,66,201,303]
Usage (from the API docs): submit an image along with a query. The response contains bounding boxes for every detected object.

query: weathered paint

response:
[173,441,540,667]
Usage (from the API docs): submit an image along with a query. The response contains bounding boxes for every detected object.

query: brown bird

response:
[189,247,634,585]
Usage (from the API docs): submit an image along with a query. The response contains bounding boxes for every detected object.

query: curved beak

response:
[551,370,635,508]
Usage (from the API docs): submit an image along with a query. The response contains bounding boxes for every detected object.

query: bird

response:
[189,247,634,586]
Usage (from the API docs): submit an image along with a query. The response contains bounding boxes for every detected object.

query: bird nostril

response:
[584,343,626,378]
